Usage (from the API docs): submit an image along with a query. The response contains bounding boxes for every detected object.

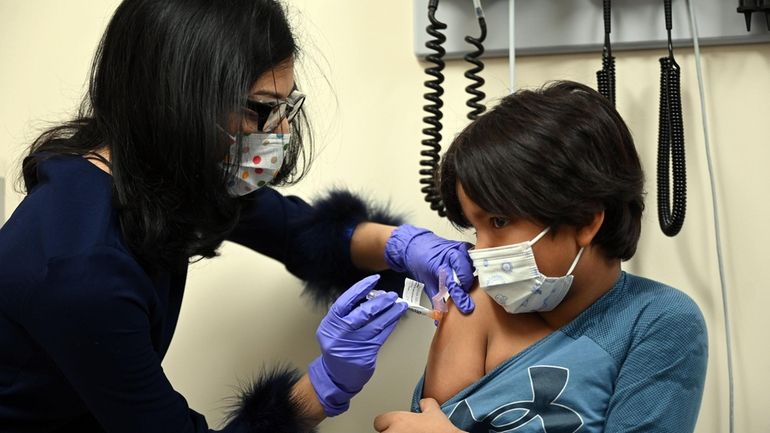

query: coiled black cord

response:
[657,0,687,236]
[464,4,487,120]
[596,0,616,106]
[421,0,447,217]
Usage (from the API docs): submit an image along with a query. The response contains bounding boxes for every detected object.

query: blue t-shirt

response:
[411,272,708,433]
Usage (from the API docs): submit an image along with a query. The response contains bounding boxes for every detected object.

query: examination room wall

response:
[0,1,768,432]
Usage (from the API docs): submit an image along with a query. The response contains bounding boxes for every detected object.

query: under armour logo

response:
[448,365,583,433]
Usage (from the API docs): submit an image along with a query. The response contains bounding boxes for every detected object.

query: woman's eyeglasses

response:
[244,90,306,132]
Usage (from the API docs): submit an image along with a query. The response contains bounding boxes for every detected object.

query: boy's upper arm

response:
[603,301,708,432]
[422,287,490,405]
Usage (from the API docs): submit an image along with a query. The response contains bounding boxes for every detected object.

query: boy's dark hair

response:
[439,80,645,260]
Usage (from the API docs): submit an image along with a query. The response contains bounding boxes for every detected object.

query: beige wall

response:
[1,1,768,432]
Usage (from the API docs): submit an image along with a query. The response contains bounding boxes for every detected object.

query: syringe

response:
[366,290,444,321]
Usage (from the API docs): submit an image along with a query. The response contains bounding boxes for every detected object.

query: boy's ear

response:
[577,210,605,248]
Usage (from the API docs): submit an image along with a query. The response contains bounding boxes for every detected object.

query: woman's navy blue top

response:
[0,155,390,432]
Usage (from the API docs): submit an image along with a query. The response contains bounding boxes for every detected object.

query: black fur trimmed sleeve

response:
[222,366,317,433]
[286,189,407,305]
[228,187,407,306]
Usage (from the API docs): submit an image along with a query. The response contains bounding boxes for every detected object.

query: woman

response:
[0,1,475,432]
[374,82,707,433]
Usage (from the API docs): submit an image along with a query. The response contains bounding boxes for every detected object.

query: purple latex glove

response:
[384,224,475,313]
[308,275,407,416]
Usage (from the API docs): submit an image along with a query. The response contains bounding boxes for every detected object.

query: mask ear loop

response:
[216,125,237,142]
[528,226,584,276]
[529,226,551,245]
[565,248,585,276]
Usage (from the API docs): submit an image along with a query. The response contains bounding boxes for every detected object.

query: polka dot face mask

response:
[224,132,289,196]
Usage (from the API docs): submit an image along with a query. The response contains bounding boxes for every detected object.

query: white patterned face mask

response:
[224,132,289,196]
[468,227,584,314]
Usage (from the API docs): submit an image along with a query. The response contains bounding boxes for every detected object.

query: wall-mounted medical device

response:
[414,0,728,231]
[738,0,770,31]
[414,0,770,59]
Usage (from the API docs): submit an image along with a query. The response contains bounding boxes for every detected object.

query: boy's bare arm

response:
[422,287,490,405]
[422,284,554,405]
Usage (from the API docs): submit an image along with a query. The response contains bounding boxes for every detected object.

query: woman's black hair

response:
[22,0,312,271]
[439,80,645,260]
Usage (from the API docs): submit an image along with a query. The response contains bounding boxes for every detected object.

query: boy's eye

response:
[491,217,510,229]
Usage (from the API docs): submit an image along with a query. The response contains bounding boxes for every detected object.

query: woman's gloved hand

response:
[384,224,475,313]
[308,275,407,416]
